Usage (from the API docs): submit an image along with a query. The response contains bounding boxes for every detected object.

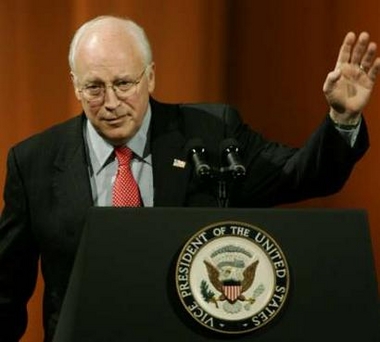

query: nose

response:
[103,85,120,109]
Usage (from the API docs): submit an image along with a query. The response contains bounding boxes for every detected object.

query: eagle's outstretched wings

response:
[241,260,259,292]
[203,260,223,292]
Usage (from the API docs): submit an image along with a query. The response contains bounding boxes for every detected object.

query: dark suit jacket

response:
[0,98,369,341]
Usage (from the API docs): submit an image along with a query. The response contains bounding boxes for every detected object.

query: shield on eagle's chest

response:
[222,283,242,303]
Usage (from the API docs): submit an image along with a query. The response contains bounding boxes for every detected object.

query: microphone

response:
[220,138,246,178]
[185,138,212,178]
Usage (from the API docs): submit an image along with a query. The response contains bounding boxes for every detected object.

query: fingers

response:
[336,32,376,67]
[350,32,370,66]
[335,31,380,81]
[358,41,376,71]
[335,32,356,68]
[368,57,380,82]
[355,34,380,81]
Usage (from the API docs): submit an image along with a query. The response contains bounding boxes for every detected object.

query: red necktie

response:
[112,146,141,207]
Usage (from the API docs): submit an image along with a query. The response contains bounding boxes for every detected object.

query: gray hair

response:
[68,15,153,72]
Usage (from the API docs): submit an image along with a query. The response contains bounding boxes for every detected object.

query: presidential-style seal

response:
[175,221,290,334]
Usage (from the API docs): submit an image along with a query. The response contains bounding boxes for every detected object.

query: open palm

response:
[323,32,380,122]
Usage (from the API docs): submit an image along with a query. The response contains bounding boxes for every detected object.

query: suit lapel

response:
[53,116,93,224]
[150,100,191,206]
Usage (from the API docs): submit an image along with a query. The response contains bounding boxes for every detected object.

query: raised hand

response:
[323,32,380,125]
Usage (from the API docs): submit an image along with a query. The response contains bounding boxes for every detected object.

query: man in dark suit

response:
[0,15,379,342]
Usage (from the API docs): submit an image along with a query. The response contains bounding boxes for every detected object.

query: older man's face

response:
[72,25,155,146]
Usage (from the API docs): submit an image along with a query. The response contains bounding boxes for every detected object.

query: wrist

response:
[329,110,362,128]
[333,120,361,130]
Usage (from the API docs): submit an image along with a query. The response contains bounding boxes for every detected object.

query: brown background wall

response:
[0,1,379,341]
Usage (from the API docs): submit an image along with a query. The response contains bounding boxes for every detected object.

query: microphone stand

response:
[194,167,237,208]
[216,165,245,208]
[217,178,228,208]
[216,168,230,208]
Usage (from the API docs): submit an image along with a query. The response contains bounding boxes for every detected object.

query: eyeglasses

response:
[77,66,148,104]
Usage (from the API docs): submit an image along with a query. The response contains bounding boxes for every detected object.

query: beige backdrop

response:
[0,1,379,341]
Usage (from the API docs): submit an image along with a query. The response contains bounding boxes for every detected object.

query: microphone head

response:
[219,138,240,157]
[219,138,246,178]
[185,138,206,155]
[185,138,211,178]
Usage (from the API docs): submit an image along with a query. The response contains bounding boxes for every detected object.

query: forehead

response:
[74,26,144,79]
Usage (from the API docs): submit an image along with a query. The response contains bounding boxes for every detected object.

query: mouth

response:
[103,115,128,125]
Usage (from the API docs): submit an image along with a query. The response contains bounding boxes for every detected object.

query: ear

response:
[147,63,156,94]
[70,72,81,100]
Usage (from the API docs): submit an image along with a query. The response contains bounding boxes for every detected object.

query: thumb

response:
[323,69,341,93]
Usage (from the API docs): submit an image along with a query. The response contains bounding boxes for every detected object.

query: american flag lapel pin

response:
[173,159,186,168]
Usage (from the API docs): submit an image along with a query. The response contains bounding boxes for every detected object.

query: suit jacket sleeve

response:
[227,108,369,207]
[174,102,368,207]
[0,148,39,342]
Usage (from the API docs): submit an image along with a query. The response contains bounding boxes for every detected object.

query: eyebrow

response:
[83,74,138,84]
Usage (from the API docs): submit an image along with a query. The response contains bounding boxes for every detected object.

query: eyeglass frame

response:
[76,65,149,104]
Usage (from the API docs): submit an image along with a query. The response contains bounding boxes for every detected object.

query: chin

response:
[98,122,139,144]
[106,131,135,146]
